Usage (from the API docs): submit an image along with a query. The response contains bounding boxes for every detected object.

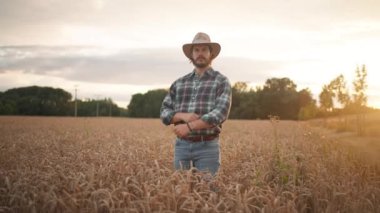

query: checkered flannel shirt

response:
[160,68,232,136]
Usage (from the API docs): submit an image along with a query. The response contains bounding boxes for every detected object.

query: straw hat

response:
[182,32,221,60]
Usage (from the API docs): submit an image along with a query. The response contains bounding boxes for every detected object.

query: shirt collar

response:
[190,67,214,79]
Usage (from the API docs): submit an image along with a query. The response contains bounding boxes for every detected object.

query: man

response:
[160,32,232,176]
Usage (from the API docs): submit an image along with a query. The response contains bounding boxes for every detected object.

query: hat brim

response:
[182,42,221,60]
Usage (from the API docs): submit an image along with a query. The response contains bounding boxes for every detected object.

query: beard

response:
[192,56,212,68]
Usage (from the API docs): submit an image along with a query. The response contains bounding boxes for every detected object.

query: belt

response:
[180,135,219,142]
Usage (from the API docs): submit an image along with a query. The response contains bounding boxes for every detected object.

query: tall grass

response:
[309,112,380,137]
[0,116,379,212]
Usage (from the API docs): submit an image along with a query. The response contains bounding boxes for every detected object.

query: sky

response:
[1,0,380,109]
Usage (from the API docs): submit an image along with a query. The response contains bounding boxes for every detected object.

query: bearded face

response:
[191,45,213,68]
[191,56,212,68]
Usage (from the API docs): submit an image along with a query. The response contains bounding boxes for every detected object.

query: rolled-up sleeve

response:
[160,83,176,125]
[200,78,232,126]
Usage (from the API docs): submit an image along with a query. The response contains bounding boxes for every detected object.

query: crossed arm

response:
[170,112,213,138]
[160,77,231,138]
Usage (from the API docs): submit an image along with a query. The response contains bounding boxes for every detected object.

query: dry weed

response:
[0,116,379,212]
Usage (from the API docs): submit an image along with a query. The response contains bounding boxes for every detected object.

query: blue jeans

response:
[174,138,220,176]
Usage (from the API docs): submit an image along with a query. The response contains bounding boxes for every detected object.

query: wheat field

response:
[0,116,379,212]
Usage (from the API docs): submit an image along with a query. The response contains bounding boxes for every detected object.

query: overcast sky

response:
[1,0,380,108]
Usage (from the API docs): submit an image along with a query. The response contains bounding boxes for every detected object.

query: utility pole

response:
[74,85,78,117]
[96,100,99,117]
[109,98,112,117]
[95,95,100,117]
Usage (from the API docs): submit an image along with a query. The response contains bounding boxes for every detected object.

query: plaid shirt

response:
[160,68,232,136]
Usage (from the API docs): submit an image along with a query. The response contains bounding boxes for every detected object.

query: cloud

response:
[1,45,379,108]
[0,46,286,85]
[216,57,285,84]
[0,45,290,108]
[1,0,380,47]
[1,0,379,108]
[0,46,180,84]
[2,0,380,26]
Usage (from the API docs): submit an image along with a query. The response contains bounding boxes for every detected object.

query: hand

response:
[173,124,190,138]
[181,113,200,123]
[172,112,200,124]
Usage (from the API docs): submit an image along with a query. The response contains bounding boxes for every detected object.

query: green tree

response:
[298,101,318,120]
[328,74,351,108]
[0,92,17,114]
[127,93,144,117]
[127,89,167,118]
[298,88,314,109]
[258,78,300,120]
[352,65,368,111]
[0,86,72,115]
[75,98,121,117]
[319,85,334,113]
[230,82,259,119]
[298,88,317,120]
[319,65,369,116]
[230,82,248,112]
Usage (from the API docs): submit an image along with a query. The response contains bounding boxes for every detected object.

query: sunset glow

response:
[1,0,379,108]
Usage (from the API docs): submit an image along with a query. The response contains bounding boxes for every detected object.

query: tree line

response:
[125,77,315,120]
[0,65,375,119]
[229,78,315,120]
[128,65,375,120]
[0,86,127,116]
[127,65,375,120]
[318,65,369,115]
